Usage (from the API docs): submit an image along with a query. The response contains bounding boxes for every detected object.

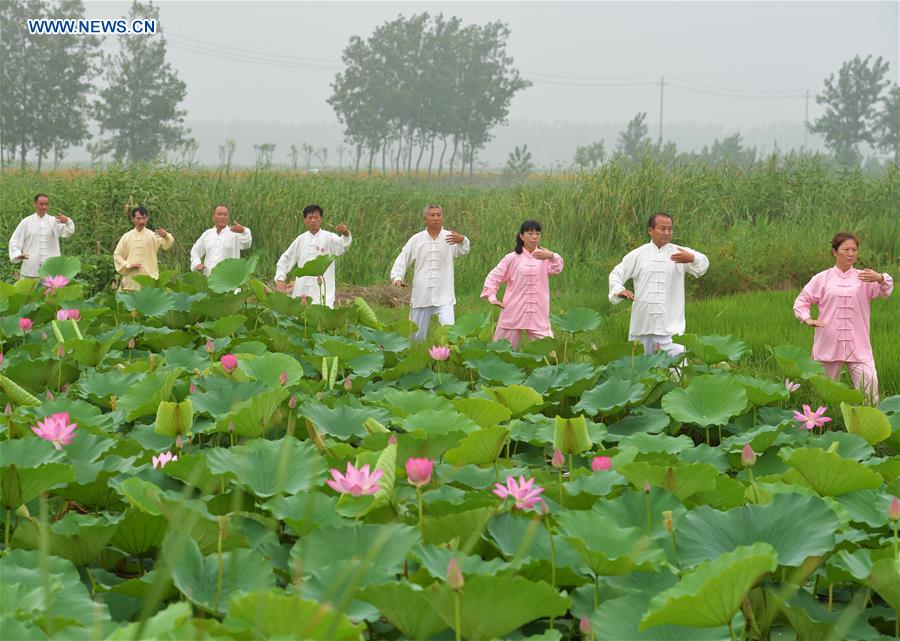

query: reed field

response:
[1,159,897,298]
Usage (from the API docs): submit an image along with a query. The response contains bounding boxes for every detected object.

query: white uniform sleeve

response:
[609,248,639,304]
[189,232,206,271]
[8,219,27,263]
[275,238,300,282]
[390,237,414,283]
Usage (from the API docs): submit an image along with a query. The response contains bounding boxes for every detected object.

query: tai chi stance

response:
[8,193,75,279]
[391,205,470,342]
[793,232,893,403]
[275,205,351,308]
[190,205,252,275]
[113,207,174,291]
[608,212,709,356]
[481,220,563,349]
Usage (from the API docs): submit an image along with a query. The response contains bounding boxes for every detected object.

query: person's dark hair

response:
[130,206,149,218]
[213,204,229,212]
[515,219,542,254]
[34,193,48,202]
[648,212,672,228]
[831,232,858,252]
[303,204,323,218]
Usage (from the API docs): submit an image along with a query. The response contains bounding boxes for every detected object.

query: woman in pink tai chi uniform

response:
[793,232,893,403]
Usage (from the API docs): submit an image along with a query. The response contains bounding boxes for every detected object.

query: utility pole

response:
[803,89,810,149]
[658,75,665,146]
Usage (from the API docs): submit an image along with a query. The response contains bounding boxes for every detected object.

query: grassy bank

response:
[1,160,897,297]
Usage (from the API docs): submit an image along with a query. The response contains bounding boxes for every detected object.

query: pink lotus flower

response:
[18,317,33,332]
[288,394,298,409]
[205,340,215,353]
[592,456,613,472]
[66,309,80,321]
[326,462,383,497]
[45,390,55,401]
[429,345,451,361]
[446,558,464,591]
[493,474,545,510]
[220,354,238,372]
[42,275,69,293]
[889,496,900,521]
[31,412,77,449]
[741,444,757,468]
[152,451,178,469]
[343,376,353,391]
[0,352,3,367]
[579,617,592,634]
[57,309,69,321]
[784,379,800,393]
[551,448,565,469]
[406,458,434,487]
[792,404,832,431]
[279,371,288,385]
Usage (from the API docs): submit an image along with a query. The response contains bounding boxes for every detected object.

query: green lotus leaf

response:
[591,592,732,641]
[37,255,81,279]
[619,432,695,454]
[160,345,209,371]
[423,506,494,546]
[444,426,509,466]
[114,476,165,515]
[190,379,268,417]
[485,384,544,416]
[879,395,900,413]
[205,437,325,498]
[783,447,883,496]
[772,344,825,380]
[487,512,584,569]
[412,544,510,580]
[552,307,602,333]
[617,461,718,501]
[451,397,512,428]
[239,352,303,387]
[140,327,196,350]
[288,253,334,279]
[109,507,168,557]
[106,602,192,640]
[766,588,882,641]
[2,462,74,509]
[448,311,491,340]
[155,398,193,437]
[554,415,592,454]
[222,589,364,640]
[168,535,276,615]
[314,336,371,362]
[117,368,182,421]
[13,512,122,566]
[190,291,247,318]
[428,574,570,641]
[301,400,391,440]
[117,287,176,317]
[808,374,865,404]
[721,422,789,454]
[401,409,479,435]
[367,437,397,512]
[78,370,145,403]
[605,408,671,442]
[866,557,900,611]
[558,510,665,576]
[291,523,420,576]
[574,377,647,416]
[676,333,749,364]
[262,492,344,536]
[2,359,79,394]
[590,487,687,539]
[641,543,777,629]
[733,374,790,406]
[0,437,65,468]
[370,387,454,415]
[64,336,112,368]
[524,362,597,395]
[0,372,42,406]
[198,313,247,338]
[840,402,891,445]
[464,355,527,384]
[213,387,289,438]
[563,469,629,497]
[676,493,839,567]
[207,256,258,293]
[661,375,748,427]
[358,582,447,640]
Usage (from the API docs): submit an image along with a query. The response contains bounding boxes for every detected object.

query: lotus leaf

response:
[558,510,665,575]
[207,256,258,293]
[155,398,193,437]
[213,387,288,438]
[117,287,176,317]
[38,255,81,279]
[591,592,732,641]
[444,426,509,466]
[205,437,325,497]
[291,523,420,575]
[574,377,647,416]
[784,447,883,496]
[733,374,790,406]
[451,397,512,428]
[773,344,825,379]
[554,415,592,454]
[288,253,334,279]
[552,307,602,333]
[661,375,747,427]
[840,402,892,445]
[13,512,122,566]
[809,374,865,404]
[464,355,527,384]
[223,589,364,640]
[524,362,597,395]
[676,333,749,364]
[359,582,447,640]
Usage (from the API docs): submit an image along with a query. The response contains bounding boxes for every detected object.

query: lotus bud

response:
[41,331,48,341]
[279,371,288,386]
[662,510,673,534]
[46,389,55,401]
[388,434,398,446]
[592,455,612,472]
[189,382,197,394]
[0,352,4,367]
[228,421,235,433]
[4,403,12,416]
[110,396,117,411]
[56,309,69,321]
[889,497,900,521]
[127,337,136,349]
[66,309,80,321]
[343,376,352,391]
[176,434,184,450]
[130,310,138,320]
[56,344,65,358]
[643,480,652,494]
[446,558,464,591]
[405,457,433,487]
[288,394,298,409]
[220,354,238,373]
[551,448,565,469]
[18,317,33,332]
[61,383,69,394]
[579,616,591,635]
[741,444,757,468]
[206,340,215,353]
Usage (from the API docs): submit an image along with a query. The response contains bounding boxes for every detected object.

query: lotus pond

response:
[0,256,898,641]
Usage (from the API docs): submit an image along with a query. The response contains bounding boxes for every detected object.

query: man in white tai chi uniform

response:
[608,212,709,356]
[8,193,75,280]
[391,204,470,342]
[274,204,351,309]
[190,205,252,276]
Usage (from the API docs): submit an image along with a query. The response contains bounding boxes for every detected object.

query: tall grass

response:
[1,159,897,297]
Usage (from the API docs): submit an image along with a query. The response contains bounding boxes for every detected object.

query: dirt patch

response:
[335,283,410,308]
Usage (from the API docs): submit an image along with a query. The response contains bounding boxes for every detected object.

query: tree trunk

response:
[448,136,459,180]
[381,142,387,174]
[415,134,427,175]
[437,136,448,177]
[427,134,436,175]
[367,148,374,175]
[406,130,415,173]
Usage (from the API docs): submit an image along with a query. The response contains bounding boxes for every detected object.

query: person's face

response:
[424,207,443,231]
[520,229,541,251]
[132,212,148,230]
[304,211,323,234]
[648,216,673,247]
[212,206,230,230]
[35,196,49,215]
[833,239,858,269]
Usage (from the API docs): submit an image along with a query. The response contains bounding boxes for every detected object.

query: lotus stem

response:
[594,575,600,609]
[4,509,9,548]
[557,469,564,508]
[827,582,833,612]
[644,491,652,536]
[728,620,737,641]
[416,486,424,533]
[747,468,759,504]
[39,495,53,637]
[453,589,461,641]
[215,516,225,612]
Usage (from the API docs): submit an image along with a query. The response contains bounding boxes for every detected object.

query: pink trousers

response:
[820,360,880,404]
[493,326,553,349]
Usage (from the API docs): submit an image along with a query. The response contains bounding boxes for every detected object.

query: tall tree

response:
[93,1,189,164]
[809,55,891,166]
[574,141,605,170]
[616,112,653,163]
[875,84,899,165]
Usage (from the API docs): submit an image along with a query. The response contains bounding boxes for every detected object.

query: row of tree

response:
[0,0,190,169]
[328,13,529,178]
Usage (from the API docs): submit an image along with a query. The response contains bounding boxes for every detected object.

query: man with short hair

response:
[113,206,174,291]
[608,212,709,356]
[189,205,252,276]
[274,204,351,308]
[8,193,75,279]
[391,204,470,342]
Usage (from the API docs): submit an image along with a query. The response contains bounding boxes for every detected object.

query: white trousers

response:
[633,334,686,357]
[410,305,455,342]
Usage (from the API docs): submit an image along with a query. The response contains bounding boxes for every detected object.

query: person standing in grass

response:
[113,206,174,291]
[481,220,563,349]
[8,193,75,280]
[189,205,252,276]
[274,204,351,308]
[793,232,893,404]
[608,212,709,356]
[391,204,470,342]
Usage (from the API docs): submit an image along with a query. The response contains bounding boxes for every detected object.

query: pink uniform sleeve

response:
[547,253,564,275]
[793,273,824,323]
[865,273,893,300]
[481,254,512,301]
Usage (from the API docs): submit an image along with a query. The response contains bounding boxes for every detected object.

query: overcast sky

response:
[85,1,898,129]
